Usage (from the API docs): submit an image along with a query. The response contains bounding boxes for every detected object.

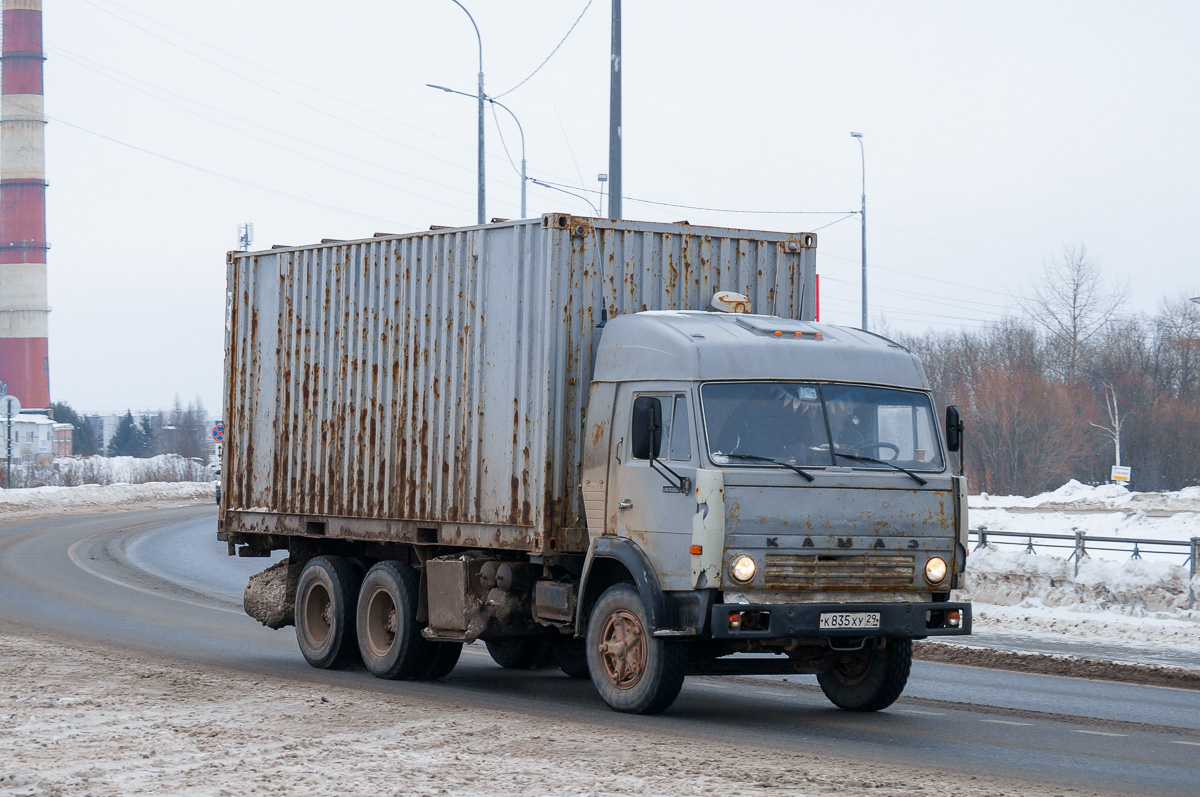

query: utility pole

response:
[608,0,622,218]
[850,132,867,330]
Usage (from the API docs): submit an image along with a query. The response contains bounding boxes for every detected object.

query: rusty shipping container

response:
[221,214,817,555]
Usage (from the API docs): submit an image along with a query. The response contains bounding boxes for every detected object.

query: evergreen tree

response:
[137,416,157,457]
[107,411,142,457]
[50,401,99,456]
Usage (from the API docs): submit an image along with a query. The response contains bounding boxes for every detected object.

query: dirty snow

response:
[0,632,1110,797]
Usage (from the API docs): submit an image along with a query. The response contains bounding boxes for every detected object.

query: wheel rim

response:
[364,585,398,658]
[830,651,872,686]
[301,582,332,648]
[598,608,646,689]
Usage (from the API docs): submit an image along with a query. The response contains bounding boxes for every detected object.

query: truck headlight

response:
[730,555,757,584]
[924,556,948,584]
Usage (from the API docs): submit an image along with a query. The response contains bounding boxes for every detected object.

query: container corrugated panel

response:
[223,214,817,552]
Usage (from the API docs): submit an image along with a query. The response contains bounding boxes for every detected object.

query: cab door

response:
[608,387,698,591]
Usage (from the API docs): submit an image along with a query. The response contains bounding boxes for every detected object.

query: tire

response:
[586,583,686,715]
[551,638,590,679]
[295,556,362,670]
[817,638,912,712]
[485,638,554,669]
[356,560,433,680]
[417,642,463,680]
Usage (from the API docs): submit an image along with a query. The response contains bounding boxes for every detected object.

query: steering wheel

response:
[857,441,900,460]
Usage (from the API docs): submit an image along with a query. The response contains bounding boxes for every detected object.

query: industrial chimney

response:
[0,0,49,409]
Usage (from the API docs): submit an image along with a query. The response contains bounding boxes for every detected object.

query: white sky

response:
[30,0,1200,415]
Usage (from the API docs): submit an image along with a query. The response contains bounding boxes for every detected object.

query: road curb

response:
[914,640,1200,691]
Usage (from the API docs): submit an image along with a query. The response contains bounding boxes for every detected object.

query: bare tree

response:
[1088,383,1124,471]
[1154,293,1200,399]
[1020,244,1125,386]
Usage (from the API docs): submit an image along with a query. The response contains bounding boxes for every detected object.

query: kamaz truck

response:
[220,214,970,715]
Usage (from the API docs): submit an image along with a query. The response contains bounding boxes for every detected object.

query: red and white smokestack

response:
[0,0,49,409]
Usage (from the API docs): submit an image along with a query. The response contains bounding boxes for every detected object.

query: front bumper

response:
[710,601,972,640]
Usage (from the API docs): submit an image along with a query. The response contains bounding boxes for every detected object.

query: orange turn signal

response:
[689,545,703,555]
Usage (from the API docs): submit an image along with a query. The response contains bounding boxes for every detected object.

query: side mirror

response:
[631,397,663,460]
[945,405,963,453]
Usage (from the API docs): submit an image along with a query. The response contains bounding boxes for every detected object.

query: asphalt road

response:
[2,505,1198,796]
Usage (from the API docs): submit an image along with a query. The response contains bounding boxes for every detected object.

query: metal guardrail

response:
[968,528,1200,608]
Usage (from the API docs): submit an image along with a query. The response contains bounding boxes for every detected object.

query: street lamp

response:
[428,84,527,218]
[597,173,608,217]
[448,0,485,225]
[850,132,867,331]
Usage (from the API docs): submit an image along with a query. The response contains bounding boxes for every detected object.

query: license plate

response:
[819,612,881,630]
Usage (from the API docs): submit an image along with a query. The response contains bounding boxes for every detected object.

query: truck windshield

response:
[700,382,945,472]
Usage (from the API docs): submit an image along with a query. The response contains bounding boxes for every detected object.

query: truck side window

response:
[669,394,691,461]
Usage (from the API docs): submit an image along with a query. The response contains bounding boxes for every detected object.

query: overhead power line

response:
[493,0,595,99]
[49,114,414,229]
[532,180,856,216]
[81,0,478,177]
[46,44,484,213]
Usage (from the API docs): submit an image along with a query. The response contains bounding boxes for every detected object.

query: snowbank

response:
[967,481,1200,571]
[972,479,1200,514]
[958,545,1198,617]
[0,481,216,512]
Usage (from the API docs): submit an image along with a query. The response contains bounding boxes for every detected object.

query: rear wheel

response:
[356,561,432,680]
[817,638,912,711]
[485,639,553,669]
[551,638,590,679]
[417,642,463,680]
[586,583,685,714]
[295,556,362,670]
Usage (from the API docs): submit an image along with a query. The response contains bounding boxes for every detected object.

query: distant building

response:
[1,414,58,465]
[52,422,72,457]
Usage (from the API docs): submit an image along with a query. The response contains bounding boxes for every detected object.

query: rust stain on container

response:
[222,216,815,552]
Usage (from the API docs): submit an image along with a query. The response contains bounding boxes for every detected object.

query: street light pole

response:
[850,132,867,331]
[428,85,526,218]
[487,96,526,218]
[450,0,485,225]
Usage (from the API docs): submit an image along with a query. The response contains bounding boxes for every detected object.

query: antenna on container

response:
[238,223,255,251]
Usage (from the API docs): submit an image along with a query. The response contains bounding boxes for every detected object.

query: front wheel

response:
[817,638,912,711]
[586,584,685,714]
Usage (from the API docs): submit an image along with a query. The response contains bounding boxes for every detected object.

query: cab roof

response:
[592,311,929,390]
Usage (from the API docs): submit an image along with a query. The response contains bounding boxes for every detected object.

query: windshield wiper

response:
[832,452,927,486]
[717,453,815,482]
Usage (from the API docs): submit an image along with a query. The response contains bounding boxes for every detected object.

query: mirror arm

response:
[650,455,692,494]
